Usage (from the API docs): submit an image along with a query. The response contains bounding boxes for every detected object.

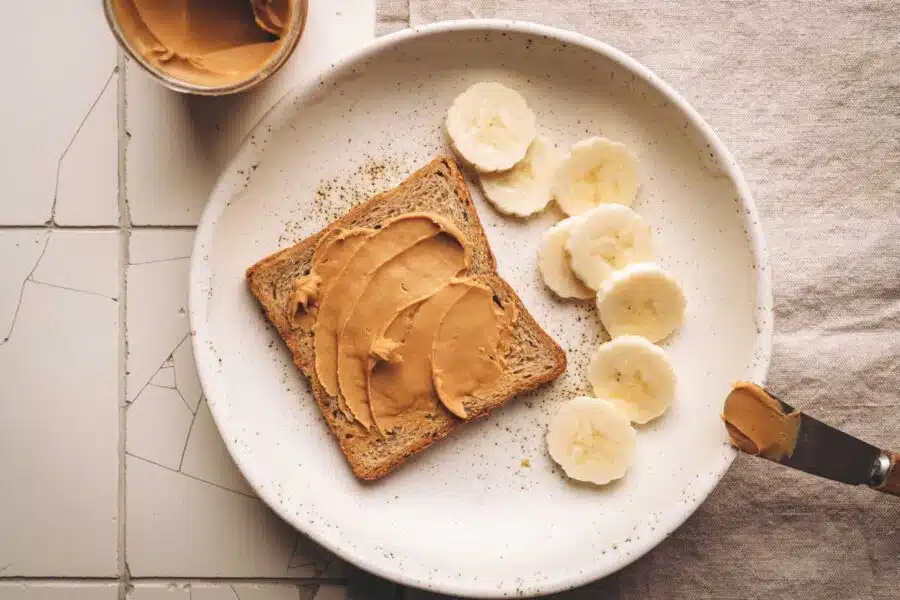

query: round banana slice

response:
[588,336,676,424]
[537,217,594,300]
[478,137,559,217]
[564,204,654,290]
[553,137,639,216]
[546,396,637,485]
[446,82,537,173]
[596,263,686,343]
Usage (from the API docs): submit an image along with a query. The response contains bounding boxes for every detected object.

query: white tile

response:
[125,450,346,578]
[0,231,119,576]
[126,454,295,576]
[129,583,321,600]
[285,533,342,579]
[128,584,190,600]
[127,384,195,471]
[283,532,349,579]
[172,336,203,412]
[31,231,120,299]
[181,398,254,496]
[0,583,118,600]
[122,63,222,227]
[1,0,117,225]
[53,70,120,226]
[126,230,193,402]
[183,585,235,600]
[0,231,49,342]
[312,586,348,600]
[125,0,376,226]
[233,582,318,600]
[129,230,195,265]
[151,364,177,388]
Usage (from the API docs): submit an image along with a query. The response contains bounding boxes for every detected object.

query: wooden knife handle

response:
[874,451,900,496]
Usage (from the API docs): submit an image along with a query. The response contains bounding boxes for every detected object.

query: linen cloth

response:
[375,2,900,598]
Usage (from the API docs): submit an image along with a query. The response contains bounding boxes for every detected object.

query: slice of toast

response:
[246,156,566,480]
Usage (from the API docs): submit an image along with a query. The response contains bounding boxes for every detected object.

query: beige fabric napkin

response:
[376,2,900,598]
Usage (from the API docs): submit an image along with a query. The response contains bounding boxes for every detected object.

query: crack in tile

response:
[29,279,119,301]
[174,385,195,414]
[126,336,200,473]
[285,535,336,578]
[128,332,190,406]
[229,584,241,600]
[284,533,299,574]
[124,322,260,508]
[123,558,133,588]
[303,585,320,600]
[129,256,191,266]
[286,534,306,574]
[47,65,119,226]
[148,382,177,390]
[315,562,335,578]
[1,232,51,346]
[171,336,198,414]
[127,452,257,499]
[1,233,117,346]
[2,231,120,349]
[0,562,14,573]
[177,404,200,471]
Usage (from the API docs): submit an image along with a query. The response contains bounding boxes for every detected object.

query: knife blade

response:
[771,395,882,486]
[723,383,900,496]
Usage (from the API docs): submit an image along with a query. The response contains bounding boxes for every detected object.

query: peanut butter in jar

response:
[105,0,308,95]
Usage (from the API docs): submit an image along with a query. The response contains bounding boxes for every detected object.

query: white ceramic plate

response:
[190,21,773,598]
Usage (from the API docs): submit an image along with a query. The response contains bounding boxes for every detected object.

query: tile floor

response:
[0,1,374,598]
[128,582,341,600]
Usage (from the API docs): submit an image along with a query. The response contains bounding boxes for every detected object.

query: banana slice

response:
[446,82,537,173]
[537,217,594,300]
[546,396,637,485]
[478,137,559,217]
[588,336,676,424]
[553,137,639,216]
[596,262,686,343]
[564,204,654,290]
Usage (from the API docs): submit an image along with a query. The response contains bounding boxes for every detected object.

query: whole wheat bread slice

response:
[246,156,566,480]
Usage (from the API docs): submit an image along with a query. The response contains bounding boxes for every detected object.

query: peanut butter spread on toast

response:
[294,213,514,434]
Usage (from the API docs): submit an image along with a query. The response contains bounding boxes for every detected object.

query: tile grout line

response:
[0,224,198,230]
[0,577,349,584]
[131,577,349,584]
[116,47,132,600]
[0,578,122,584]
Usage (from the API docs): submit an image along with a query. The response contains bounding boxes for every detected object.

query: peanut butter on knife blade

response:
[722,382,801,460]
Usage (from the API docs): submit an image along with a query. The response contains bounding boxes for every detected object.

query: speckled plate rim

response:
[189,19,774,598]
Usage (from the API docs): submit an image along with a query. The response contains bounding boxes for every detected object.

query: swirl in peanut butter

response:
[112,0,293,87]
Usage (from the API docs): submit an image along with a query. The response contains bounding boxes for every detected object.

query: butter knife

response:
[723,382,900,496]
